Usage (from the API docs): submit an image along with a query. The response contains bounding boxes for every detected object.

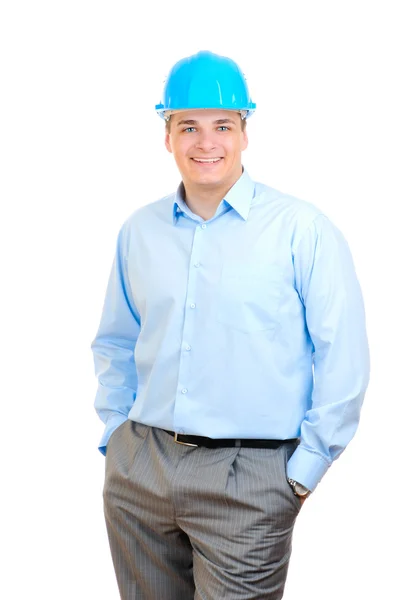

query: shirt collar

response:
[172,167,255,224]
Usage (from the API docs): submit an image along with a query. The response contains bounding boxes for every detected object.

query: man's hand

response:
[299,496,307,506]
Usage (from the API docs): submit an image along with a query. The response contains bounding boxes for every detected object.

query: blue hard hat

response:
[155,50,256,120]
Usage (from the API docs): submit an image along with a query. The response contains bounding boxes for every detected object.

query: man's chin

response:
[189,172,225,186]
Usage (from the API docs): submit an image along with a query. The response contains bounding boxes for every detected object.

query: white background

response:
[1,1,397,598]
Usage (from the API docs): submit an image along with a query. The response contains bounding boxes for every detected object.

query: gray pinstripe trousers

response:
[103,420,302,599]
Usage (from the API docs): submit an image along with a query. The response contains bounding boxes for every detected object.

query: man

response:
[91,50,370,599]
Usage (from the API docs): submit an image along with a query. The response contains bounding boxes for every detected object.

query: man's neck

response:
[182,170,242,221]
[183,187,225,220]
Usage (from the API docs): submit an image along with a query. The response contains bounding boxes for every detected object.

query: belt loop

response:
[235,439,242,448]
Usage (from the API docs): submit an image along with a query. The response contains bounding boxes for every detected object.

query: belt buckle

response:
[174,432,198,447]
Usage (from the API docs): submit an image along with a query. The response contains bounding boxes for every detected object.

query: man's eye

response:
[218,126,229,131]
[183,127,196,133]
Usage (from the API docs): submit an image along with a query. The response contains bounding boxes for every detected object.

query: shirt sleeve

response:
[91,221,141,456]
[286,214,370,491]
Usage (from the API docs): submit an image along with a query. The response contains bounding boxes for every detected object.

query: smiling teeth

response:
[193,158,221,163]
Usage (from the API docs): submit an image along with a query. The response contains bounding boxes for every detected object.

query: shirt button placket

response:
[175,220,207,431]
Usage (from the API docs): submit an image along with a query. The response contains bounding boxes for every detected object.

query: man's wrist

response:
[287,478,311,497]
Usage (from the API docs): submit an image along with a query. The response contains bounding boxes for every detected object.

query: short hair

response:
[165,115,247,134]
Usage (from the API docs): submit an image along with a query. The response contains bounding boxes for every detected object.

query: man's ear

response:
[165,132,172,154]
[241,129,248,151]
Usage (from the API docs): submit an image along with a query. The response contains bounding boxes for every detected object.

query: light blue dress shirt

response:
[91,168,370,491]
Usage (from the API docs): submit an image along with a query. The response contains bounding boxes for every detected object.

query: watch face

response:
[295,482,310,496]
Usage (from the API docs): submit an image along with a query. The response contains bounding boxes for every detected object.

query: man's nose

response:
[195,132,216,152]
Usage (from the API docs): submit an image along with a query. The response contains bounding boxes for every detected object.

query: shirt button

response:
[190,303,196,309]
[185,345,191,351]
[181,388,188,394]
[194,263,201,268]
[201,224,207,229]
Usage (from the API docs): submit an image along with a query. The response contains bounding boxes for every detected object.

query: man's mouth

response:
[191,157,223,164]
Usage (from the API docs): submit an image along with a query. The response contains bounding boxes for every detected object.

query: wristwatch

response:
[287,478,311,498]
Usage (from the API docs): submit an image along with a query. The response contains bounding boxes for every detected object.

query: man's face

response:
[165,109,248,190]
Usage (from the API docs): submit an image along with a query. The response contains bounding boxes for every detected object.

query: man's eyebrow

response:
[176,119,198,126]
[213,118,236,125]
[176,118,237,127]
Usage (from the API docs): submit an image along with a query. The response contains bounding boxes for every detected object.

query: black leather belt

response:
[164,430,298,449]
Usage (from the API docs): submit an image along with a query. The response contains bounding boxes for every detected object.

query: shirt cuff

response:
[286,444,331,492]
[98,413,129,456]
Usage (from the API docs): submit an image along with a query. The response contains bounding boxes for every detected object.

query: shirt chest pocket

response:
[216,263,283,334]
